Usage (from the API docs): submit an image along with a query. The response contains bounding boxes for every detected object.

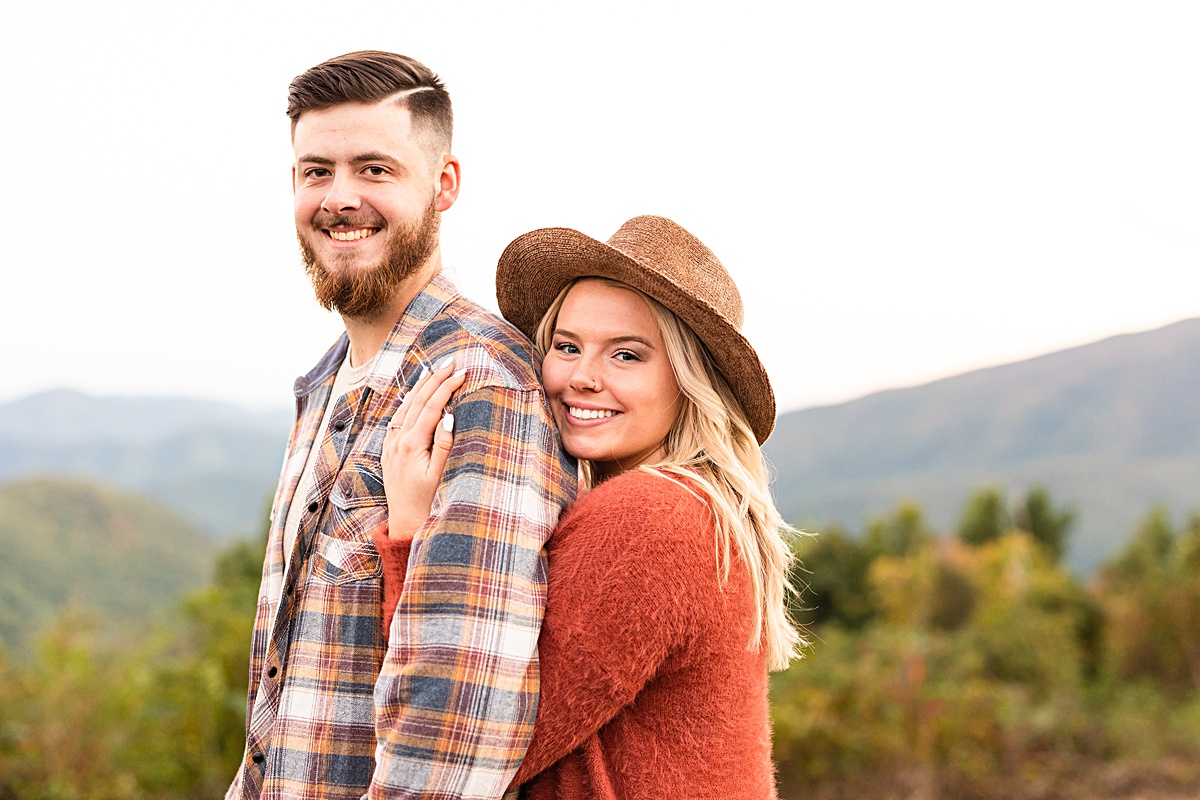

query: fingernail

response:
[435,356,454,371]
[416,366,428,382]
[441,412,454,432]
[452,368,467,378]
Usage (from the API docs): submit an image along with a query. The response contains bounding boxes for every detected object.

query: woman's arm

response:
[377,363,465,642]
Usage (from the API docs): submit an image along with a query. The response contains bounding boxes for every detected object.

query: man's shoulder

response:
[418,294,543,394]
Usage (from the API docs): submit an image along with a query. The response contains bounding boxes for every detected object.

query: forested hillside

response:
[0,391,289,539]
[0,478,217,651]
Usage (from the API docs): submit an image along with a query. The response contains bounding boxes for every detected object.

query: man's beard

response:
[299,195,440,320]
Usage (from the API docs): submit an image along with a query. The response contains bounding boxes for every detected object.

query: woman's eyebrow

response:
[555,329,654,348]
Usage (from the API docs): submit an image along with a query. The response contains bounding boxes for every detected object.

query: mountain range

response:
[2,317,1197,574]
[763,317,1200,573]
[0,391,290,540]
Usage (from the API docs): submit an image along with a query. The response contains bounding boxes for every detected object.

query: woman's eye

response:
[555,342,580,355]
[615,350,640,363]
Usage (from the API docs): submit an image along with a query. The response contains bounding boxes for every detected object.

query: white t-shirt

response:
[278,350,376,602]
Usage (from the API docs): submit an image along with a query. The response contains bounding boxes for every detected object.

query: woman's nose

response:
[568,362,601,393]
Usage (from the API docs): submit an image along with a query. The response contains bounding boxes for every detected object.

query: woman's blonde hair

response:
[535,278,805,671]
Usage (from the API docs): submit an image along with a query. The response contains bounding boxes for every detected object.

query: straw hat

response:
[496,215,776,443]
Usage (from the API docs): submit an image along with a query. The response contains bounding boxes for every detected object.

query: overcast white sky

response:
[2,1,1197,414]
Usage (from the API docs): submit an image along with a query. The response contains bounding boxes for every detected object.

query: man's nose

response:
[321,175,362,214]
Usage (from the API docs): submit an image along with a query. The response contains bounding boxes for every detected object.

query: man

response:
[227,51,575,800]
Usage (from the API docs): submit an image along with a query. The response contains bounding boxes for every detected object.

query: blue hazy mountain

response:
[0,391,290,539]
[764,318,1200,573]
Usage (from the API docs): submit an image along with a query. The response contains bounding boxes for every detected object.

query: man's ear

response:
[436,154,461,212]
[291,164,298,194]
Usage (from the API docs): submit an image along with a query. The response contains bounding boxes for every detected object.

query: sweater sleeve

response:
[513,471,716,786]
[372,530,412,645]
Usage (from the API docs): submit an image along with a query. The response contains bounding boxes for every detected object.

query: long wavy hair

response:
[534,278,805,671]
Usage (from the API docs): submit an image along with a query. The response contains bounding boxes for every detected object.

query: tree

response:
[1012,485,1075,564]
[956,487,1010,547]
[791,526,877,629]
[1099,508,1200,693]
[866,501,931,558]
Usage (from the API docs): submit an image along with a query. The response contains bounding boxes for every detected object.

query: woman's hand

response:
[381,359,467,541]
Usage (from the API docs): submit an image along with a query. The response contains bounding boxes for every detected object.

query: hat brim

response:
[496,226,776,443]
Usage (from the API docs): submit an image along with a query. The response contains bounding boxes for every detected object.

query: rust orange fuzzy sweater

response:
[375,470,777,799]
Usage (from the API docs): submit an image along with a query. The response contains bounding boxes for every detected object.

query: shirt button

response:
[308,502,319,513]
[251,752,265,764]
[333,420,346,431]
[267,666,278,678]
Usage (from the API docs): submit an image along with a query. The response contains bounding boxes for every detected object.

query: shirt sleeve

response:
[511,475,714,786]
[372,530,412,644]
[368,385,571,800]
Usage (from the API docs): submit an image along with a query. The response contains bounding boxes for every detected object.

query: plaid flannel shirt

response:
[227,273,576,800]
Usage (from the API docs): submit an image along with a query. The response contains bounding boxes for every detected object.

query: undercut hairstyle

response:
[286,50,453,155]
[534,278,807,672]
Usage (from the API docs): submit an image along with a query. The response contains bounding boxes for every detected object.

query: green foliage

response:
[1097,508,1200,693]
[792,526,876,629]
[1013,484,1076,564]
[0,479,216,652]
[866,501,931,558]
[0,533,263,800]
[956,486,1011,546]
[774,488,1200,798]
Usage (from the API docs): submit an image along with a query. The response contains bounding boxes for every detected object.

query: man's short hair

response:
[287,50,453,154]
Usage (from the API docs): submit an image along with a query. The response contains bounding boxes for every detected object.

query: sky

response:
[2,1,1197,415]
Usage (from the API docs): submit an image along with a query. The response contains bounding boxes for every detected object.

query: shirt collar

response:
[293,271,460,399]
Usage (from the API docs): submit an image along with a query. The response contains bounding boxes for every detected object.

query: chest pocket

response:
[316,455,387,583]
[308,532,381,585]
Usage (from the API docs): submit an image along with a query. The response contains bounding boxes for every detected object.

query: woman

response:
[375,216,804,798]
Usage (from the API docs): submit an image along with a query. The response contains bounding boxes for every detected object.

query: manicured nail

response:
[441,412,454,432]
[435,356,454,371]
[452,368,467,378]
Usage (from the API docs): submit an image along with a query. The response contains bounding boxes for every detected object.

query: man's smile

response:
[326,228,380,242]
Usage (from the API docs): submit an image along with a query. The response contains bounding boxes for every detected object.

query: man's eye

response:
[365,166,386,176]
[306,168,330,179]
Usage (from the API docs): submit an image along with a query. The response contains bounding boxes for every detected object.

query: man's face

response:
[292,100,445,319]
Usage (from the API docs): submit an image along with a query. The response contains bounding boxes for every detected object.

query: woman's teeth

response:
[569,406,615,420]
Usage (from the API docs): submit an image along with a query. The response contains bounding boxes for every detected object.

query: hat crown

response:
[607,216,744,330]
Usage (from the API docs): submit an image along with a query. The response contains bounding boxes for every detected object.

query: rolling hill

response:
[763,317,1200,573]
[0,391,290,539]
[0,478,218,651]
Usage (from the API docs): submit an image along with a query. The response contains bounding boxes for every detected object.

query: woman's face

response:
[541,279,682,482]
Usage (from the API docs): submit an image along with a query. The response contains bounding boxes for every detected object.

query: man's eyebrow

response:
[295,152,399,166]
[350,151,399,165]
